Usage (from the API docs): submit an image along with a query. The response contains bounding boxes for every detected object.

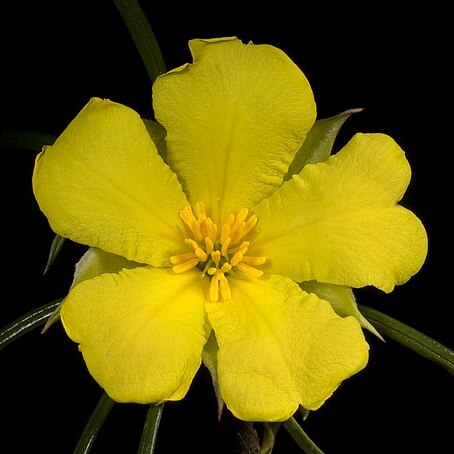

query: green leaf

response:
[284,108,363,180]
[44,234,66,274]
[359,304,454,375]
[0,299,63,351]
[113,0,167,84]
[137,404,163,454]
[143,119,167,163]
[282,417,324,454]
[0,130,56,151]
[299,281,384,340]
[73,392,115,454]
[201,332,224,419]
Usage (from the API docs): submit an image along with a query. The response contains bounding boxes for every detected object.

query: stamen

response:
[221,237,231,257]
[211,250,221,265]
[220,263,232,273]
[202,218,215,240]
[173,258,199,273]
[242,215,258,238]
[173,204,265,301]
[241,255,267,266]
[236,208,249,223]
[205,237,214,254]
[235,262,264,278]
[170,252,196,265]
[219,273,232,299]
[220,223,231,246]
[195,202,207,220]
[191,219,204,242]
[209,275,219,302]
[230,250,245,267]
[207,267,218,276]
[185,238,207,261]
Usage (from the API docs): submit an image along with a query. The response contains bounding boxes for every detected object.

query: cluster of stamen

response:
[170,203,266,302]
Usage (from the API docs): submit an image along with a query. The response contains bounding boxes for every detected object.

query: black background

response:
[1,2,452,453]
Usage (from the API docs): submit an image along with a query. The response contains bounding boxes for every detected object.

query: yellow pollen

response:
[174,203,267,302]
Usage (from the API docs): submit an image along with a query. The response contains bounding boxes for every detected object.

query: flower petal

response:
[60,266,210,403]
[252,133,428,292]
[153,37,316,223]
[206,274,368,421]
[33,98,187,266]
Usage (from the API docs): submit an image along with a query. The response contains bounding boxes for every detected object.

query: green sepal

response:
[239,422,260,453]
[285,108,363,180]
[201,331,224,419]
[44,234,65,274]
[261,422,281,454]
[41,304,62,334]
[0,130,56,151]
[298,405,310,421]
[299,281,384,340]
[72,247,141,289]
[137,404,163,454]
[359,304,454,374]
[0,298,63,351]
[143,119,167,163]
[73,392,115,454]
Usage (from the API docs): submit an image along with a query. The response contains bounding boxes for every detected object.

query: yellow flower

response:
[32,37,427,421]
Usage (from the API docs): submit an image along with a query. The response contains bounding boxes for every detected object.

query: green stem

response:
[0,299,63,351]
[113,0,167,83]
[73,392,115,454]
[137,404,163,454]
[0,130,56,151]
[282,417,324,454]
[359,304,454,375]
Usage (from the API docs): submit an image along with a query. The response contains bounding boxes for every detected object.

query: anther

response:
[172,258,199,273]
[211,250,221,264]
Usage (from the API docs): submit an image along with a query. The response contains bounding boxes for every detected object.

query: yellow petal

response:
[33,98,187,266]
[206,274,368,421]
[252,133,428,292]
[153,37,316,223]
[60,267,210,403]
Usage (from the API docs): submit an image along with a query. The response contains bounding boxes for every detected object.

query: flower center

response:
[170,202,266,302]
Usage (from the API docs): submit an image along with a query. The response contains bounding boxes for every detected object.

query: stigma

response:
[170,203,266,302]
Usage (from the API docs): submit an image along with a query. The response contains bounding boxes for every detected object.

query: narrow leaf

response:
[137,404,163,454]
[285,108,363,180]
[73,392,115,454]
[113,0,167,83]
[44,234,66,274]
[0,299,63,351]
[359,304,454,375]
[283,417,324,454]
[0,130,55,151]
